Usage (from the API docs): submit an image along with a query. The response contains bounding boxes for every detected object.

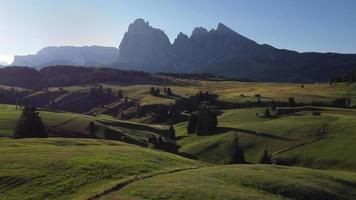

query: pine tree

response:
[88,122,96,136]
[288,97,296,106]
[167,87,172,96]
[117,89,123,99]
[169,126,176,139]
[259,149,272,164]
[187,114,197,134]
[14,106,47,138]
[150,87,155,95]
[124,96,128,105]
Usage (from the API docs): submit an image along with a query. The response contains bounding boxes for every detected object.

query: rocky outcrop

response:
[118,19,172,71]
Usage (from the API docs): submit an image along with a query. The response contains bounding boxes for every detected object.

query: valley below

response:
[1,68,356,199]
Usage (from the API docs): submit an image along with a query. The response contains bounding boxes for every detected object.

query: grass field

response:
[102,81,356,106]
[174,106,356,169]
[103,165,356,200]
[0,138,205,200]
[2,80,356,199]
[27,81,356,108]
[0,104,171,146]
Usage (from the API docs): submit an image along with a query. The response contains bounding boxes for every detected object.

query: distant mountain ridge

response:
[11,46,119,68]
[117,19,356,82]
[10,18,356,82]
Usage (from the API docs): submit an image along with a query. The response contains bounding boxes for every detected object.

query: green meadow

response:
[1,80,356,199]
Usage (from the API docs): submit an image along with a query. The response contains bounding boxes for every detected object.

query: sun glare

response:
[0,55,14,65]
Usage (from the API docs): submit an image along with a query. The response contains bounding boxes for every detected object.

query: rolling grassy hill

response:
[0,104,171,146]
[174,106,356,169]
[102,165,356,200]
[2,79,356,199]
[23,81,356,110]
[0,138,205,200]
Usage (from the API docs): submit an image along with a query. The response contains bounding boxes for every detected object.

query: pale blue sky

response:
[1,0,356,64]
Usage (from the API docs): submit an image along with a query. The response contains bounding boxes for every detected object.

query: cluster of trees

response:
[196,91,213,103]
[187,101,218,135]
[0,66,166,89]
[150,87,173,96]
[14,105,47,138]
[150,87,161,96]
[330,71,356,83]
[89,85,126,100]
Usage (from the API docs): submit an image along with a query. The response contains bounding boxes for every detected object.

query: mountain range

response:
[11,18,356,82]
[11,46,119,68]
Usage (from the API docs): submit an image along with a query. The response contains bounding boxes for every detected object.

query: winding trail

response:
[219,126,297,141]
[46,116,81,129]
[272,125,328,155]
[86,166,201,200]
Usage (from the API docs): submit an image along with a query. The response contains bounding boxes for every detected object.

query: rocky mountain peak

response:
[216,22,232,33]
[191,27,208,37]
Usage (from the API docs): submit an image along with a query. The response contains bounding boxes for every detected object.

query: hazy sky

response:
[1,0,356,64]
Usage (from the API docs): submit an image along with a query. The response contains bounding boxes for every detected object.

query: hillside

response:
[0,66,164,89]
[102,165,356,200]
[0,104,174,147]
[0,138,205,200]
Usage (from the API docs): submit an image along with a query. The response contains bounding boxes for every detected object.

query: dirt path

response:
[219,126,297,141]
[87,166,201,200]
[272,125,328,155]
[46,116,81,129]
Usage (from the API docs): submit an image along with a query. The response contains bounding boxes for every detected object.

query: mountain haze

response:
[11,46,119,68]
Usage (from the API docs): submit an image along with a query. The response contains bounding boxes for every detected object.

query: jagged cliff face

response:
[118,19,172,71]
[117,19,356,82]
[12,46,119,68]
[171,23,261,72]
[118,19,264,72]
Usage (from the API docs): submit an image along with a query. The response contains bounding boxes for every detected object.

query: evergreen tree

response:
[255,94,261,103]
[167,87,172,96]
[124,96,128,105]
[169,126,176,139]
[88,122,96,136]
[259,149,272,164]
[288,97,296,106]
[187,114,197,134]
[117,89,123,99]
[14,106,47,138]
[107,87,112,95]
[135,102,142,117]
[163,87,167,95]
[155,88,160,96]
[150,87,155,95]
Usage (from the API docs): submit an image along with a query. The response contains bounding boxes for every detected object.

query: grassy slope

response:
[0,104,169,143]
[0,138,205,200]
[174,107,356,169]
[103,165,356,200]
[219,108,356,169]
[97,82,356,106]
